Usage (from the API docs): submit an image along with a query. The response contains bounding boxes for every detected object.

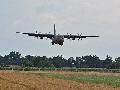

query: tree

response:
[81,55,101,68]
[0,55,4,66]
[75,57,84,68]
[115,57,120,63]
[21,57,32,67]
[108,57,120,69]
[1,51,120,69]
[24,55,35,67]
[4,51,21,65]
[40,56,51,68]
[103,55,113,68]
[52,55,66,68]
[67,57,75,67]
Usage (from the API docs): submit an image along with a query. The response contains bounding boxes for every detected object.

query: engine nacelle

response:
[40,37,43,39]
[72,38,75,40]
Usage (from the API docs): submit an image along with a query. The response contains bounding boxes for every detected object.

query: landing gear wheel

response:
[59,43,63,46]
[52,42,54,45]
[61,44,63,46]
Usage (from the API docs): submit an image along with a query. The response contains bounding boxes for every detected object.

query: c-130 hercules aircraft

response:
[16,24,99,46]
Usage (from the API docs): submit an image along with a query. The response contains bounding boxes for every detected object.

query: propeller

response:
[78,33,83,41]
[34,31,38,39]
[69,34,72,41]
[70,33,72,36]
[80,33,82,36]
[77,33,79,36]
[34,35,39,39]
[67,33,71,40]
[37,37,39,39]
[68,38,72,42]
[35,31,38,33]
[80,33,83,40]
[46,37,48,40]
[78,38,82,40]
[35,31,41,39]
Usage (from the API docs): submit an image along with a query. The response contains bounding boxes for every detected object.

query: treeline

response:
[0,51,120,69]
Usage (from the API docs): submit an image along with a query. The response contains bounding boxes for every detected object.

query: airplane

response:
[16,24,99,46]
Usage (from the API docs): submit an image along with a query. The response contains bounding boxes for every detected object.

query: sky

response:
[0,0,120,59]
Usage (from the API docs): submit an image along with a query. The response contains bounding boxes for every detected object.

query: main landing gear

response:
[51,42,63,46]
[52,42,54,45]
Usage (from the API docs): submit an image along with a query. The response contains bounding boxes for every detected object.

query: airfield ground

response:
[0,71,120,90]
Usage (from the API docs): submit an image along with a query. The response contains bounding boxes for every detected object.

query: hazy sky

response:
[0,0,120,59]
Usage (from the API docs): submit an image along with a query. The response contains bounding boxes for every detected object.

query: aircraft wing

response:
[64,34,99,39]
[16,32,54,39]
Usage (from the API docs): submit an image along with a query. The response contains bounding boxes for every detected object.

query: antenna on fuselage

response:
[54,24,56,36]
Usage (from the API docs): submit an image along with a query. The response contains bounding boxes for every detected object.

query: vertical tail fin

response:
[54,24,56,35]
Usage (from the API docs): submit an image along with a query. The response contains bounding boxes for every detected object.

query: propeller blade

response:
[36,31,37,33]
[80,33,82,36]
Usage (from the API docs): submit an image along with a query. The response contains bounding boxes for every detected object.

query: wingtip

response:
[16,32,20,33]
[16,32,23,34]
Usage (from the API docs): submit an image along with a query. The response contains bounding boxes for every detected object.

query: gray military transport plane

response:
[16,24,99,46]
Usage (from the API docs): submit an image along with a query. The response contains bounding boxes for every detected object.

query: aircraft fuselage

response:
[51,35,64,45]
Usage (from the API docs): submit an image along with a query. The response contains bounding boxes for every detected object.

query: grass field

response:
[0,71,120,90]
[45,71,120,88]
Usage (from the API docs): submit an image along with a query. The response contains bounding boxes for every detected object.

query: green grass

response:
[46,73,120,88]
